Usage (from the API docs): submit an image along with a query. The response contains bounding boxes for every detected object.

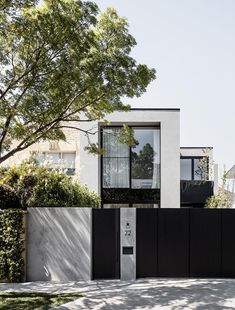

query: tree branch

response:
[55,125,97,135]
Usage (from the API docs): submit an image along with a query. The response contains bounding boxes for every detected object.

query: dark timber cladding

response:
[190,209,221,277]
[92,209,120,279]
[92,209,235,280]
[158,209,189,277]
[221,209,235,277]
[136,208,158,278]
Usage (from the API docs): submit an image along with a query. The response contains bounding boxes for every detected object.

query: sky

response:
[94,0,235,172]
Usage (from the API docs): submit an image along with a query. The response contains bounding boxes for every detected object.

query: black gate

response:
[136,208,235,278]
[158,209,189,277]
[221,209,235,278]
[92,209,120,279]
[93,208,235,279]
[190,209,221,277]
[136,209,158,278]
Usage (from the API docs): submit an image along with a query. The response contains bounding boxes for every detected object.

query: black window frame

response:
[100,125,161,207]
[180,156,209,181]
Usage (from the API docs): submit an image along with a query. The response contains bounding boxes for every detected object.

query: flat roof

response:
[180,146,213,149]
[130,108,180,111]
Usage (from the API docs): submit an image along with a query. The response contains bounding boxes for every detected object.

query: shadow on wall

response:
[27,208,91,282]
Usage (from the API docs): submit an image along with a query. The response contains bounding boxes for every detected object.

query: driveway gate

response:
[93,208,235,279]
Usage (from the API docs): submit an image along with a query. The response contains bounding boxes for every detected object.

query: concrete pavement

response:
[1,279,235,309]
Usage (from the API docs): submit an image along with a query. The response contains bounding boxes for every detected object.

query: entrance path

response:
[1,278,235,309]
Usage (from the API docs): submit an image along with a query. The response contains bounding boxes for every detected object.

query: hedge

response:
[0,209,25,282]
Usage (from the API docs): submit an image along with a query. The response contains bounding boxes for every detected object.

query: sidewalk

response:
[1,278,235,309]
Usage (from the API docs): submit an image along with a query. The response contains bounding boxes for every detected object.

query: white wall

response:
[80,109,180,208]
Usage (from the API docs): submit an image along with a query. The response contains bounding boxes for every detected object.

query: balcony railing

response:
[180,180,214,205]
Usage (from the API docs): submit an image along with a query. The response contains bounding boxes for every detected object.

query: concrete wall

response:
[27,208,91,281]
[120,208,136,280]
[80,109,180,208]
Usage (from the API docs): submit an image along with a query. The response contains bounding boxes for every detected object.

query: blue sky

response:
[95,0,235,171]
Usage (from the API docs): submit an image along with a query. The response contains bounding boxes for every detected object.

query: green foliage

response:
[205,193,228,209]
[0,0,155,163]
[205,171,228,209]
[119,124,137,147]
[0,184,21,209]
[0,161,100,208]
[0,209,24,282]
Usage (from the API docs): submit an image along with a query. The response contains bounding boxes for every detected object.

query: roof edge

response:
[180,146,213,149]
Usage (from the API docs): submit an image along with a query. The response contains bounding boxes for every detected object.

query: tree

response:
[132,143,154,179]
[0,0,155,164]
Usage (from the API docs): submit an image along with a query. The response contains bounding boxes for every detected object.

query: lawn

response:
[0,291,82,310]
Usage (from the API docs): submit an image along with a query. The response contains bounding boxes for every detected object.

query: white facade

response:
[80,109,180,208]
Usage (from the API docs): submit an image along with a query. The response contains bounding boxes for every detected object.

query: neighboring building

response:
[1,108,216,208]
[1,124,80,177]
[226,165,235,208]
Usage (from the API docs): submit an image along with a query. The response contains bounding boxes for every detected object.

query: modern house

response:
[1,108,215,208]
[80,108,215,208]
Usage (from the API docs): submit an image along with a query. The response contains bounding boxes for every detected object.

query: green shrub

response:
[0,161,100,208]
[0,209,24,282]
[205,191,228,209]
[205,171,228,209]
[0,184,21,209]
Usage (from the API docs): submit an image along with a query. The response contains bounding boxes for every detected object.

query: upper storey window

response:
[102,127,160,189]
[180,157,208,181]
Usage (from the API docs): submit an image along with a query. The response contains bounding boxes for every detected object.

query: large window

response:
[102,127,160,189]
[102,128,130,188]
[180,157,208,181]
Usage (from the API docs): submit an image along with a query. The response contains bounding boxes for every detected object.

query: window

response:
[180,157,208,181]
[180,159,192,180]
[102,127,160,189]
[131,129,160,189]
[35,152,76,175]
[102,128,130,188]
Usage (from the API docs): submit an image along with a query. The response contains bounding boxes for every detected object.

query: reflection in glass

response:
[102,128,129,188]
[103,128,129,158]
[103,158,129,188]
[131,129,160,189]
[180,159,192,180]
[194,158,207,180]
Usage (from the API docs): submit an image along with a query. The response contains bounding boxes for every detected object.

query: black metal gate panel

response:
[92,209,120,279]
[190,209,221,277]
[221,209,235,277]
[158,209,189,277]
[136,208,158,278]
